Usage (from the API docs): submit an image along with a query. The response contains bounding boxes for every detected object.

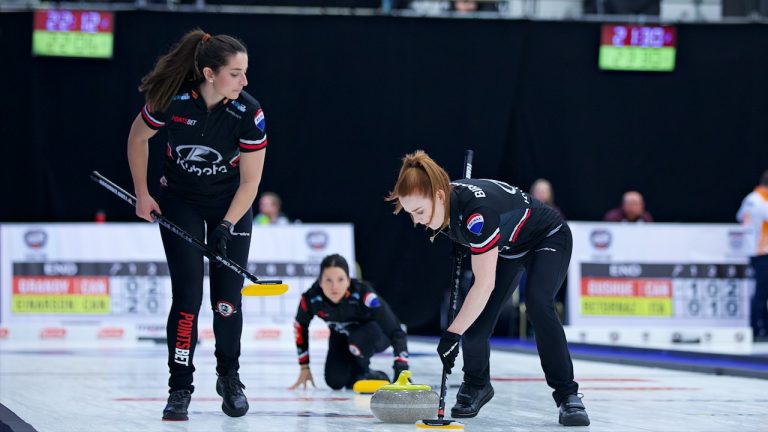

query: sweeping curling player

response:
[90,171,288,297]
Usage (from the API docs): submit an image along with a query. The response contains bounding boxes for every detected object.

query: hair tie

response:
[201,33,211,42]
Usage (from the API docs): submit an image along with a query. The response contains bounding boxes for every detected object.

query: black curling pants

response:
[324,322,390,390]
[750,254,768,337]
[461,224,579,406]
[159,192,253,393]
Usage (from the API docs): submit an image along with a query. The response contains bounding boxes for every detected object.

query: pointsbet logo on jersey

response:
[467,213,484,235]
[171,115,197,126]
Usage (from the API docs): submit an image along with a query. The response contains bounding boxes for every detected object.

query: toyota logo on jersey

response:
[467,213,484,235]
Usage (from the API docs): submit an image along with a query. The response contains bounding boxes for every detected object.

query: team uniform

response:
[736,185,768,337]
[139,85,267,393]
[446,179,579,406]
[294,279,409,389]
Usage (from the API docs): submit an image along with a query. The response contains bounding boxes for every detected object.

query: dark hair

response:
[139,29,247,112]
[319,254,350,279]
[761,170,768,186]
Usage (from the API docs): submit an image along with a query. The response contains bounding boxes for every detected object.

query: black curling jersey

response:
[139,84,267,205]
[447,179,564,258]
[293,279,408,365]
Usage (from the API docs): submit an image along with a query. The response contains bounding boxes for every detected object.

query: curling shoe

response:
[450,382,495,418]
[364,369,390,382]
[216,372,249,417]
[558,394,590,426]
[162,389,191,421]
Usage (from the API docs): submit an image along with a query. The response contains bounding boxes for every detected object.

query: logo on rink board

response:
[590,229,612,250]
[24,230,48,249]
[306,231,329,251]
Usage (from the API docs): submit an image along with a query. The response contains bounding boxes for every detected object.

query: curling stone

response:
[370,370,439,423]
[352,379,390,394]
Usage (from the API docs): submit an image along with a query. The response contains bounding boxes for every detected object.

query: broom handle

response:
[90,171,282,285]
[437,149,473,420]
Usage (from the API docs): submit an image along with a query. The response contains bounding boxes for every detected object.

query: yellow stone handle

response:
[379,370,432,391]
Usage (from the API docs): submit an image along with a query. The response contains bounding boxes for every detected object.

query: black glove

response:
[393,358,409,382]
[210,220,233,265]
[436,331,461,374]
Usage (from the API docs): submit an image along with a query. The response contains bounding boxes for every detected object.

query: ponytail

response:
[139,29,247,112]
[386,150,452,231]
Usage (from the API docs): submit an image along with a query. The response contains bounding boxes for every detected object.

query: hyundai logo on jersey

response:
[363,292,380,308]
[254,108,265,132]
[467,213,484,235]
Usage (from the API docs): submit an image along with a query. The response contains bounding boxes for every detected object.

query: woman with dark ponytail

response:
[127,29,268,421]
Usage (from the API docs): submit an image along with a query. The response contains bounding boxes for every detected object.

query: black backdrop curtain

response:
[2,12,767,332]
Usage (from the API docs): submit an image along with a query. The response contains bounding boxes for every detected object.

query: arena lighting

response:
[599,24,676,72]
[32,9,114,59]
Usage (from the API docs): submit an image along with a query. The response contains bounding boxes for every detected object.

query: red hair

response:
[386,150,452,230]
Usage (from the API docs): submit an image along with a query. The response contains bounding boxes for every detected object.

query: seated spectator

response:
[254,192,290,225]
[603,191,653,222]
[530,178,565,219]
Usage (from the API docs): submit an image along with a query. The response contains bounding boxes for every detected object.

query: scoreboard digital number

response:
[599,24,676,72]
[32,10,114,59]
[580,263,749,323]
[12,262,166,316]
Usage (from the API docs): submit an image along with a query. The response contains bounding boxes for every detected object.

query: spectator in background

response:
[452,0,498,12]
[530,178,565,219]
[528,178,566,307]
[737,170,768,339]
[255,191,290,225]
[603,191,653,222]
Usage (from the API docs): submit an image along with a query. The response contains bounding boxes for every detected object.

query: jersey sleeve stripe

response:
[141,104,165,128]
[469,227,500,249]
[239,136,267,150]
[470,231,500,253]
[240,136,266,145]
[509,208,531,243]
